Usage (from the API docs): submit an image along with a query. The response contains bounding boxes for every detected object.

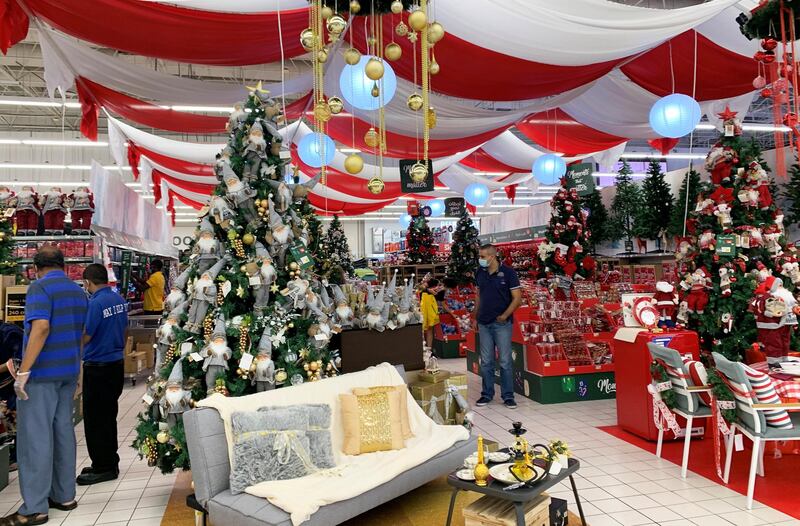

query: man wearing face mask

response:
[474,244,522,409]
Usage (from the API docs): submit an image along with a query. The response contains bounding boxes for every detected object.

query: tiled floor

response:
[1,359,798,525]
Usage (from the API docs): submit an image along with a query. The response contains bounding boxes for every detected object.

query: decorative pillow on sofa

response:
[229,405,329,494]
[339,390,404,455]
[351,385,413,439]
[259,403,336,470]
[742,365,793,430]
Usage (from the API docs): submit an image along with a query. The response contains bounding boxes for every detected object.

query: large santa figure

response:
[40,186,67,235]
[15,186,40,236]
[69,186,95,234]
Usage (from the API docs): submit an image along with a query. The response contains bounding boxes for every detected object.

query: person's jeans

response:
[478,321,514,402]
[17,379,78,516]
[84,360,124,473]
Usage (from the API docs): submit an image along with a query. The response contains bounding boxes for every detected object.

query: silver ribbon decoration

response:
[272,430,317,473]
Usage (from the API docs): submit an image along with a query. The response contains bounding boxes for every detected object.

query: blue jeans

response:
[17,380,78,516]
[478,321,514,402]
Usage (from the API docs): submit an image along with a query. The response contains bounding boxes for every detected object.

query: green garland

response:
[707,368,737,424]
[649,360,676,410]
[740,0,800,39]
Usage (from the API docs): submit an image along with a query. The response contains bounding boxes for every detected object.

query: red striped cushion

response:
[743,365,793,430]
[685,360,712,407]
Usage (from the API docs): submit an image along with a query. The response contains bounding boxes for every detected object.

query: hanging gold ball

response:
[430,58,440,75]
[300,29,315,52]
[367,177,385,195]
[407,93,424,111]
[395,21,409,37]
[385,42,402,61]
[289,262,299,271]
[410,161,428,183]
[408,10,427,32]
[327,15,347,35]
[371,83,380,97]
[288,322,294,328]
[321,6,333,19]
[427,22,445,43]
[364,57,385,81]
[156,431,170,444]
[309,361,319,372]
[313,100,332,123]
[349,0,361,13]
[242,233,255,245]
[364,127,380,148]
[344,153,364,174]
[328,96,344,115]
[240,265,247,272]
[317,48,329,64]
[289,271,295,278]
[258,206,267,215]
[307,370,314,377]
[344,48,361,65]
[390,0,404,14]
[303,363,310,371]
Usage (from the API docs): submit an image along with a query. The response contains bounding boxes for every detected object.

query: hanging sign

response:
[399,159,434,193]
[717,234,736,257]
[565,163,596,196]
[444,197,466,217]
[289,242,315,270]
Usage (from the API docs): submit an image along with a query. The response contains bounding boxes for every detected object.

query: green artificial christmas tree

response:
[636,161,674,249]
[320,214,354,281]
[781,162,800,227]
[539,179,592,278]
[406,214,435,264]
[0,210,15,275]
[133,89,338,473]
[609,160,642,251]
[582,188,609,253]
[678,107,795,362]
[668,168,702,239]
[446,208,479,284]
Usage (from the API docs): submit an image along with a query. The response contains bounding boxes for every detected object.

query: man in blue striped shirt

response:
[6,246,87,526]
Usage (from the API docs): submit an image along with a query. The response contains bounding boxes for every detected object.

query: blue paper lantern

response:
[428,200,445,217]
[532,154,566,185]
[399,213,412,229]
[339,55,397,111]
[464,183,489,206]
[297,132,336,168]
[649,93,702,138]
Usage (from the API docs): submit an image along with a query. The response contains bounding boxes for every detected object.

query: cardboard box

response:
[137,343,155,369]
[464,494,550,526]
[0,275,16,311]
[409,379,446,423]
[124,351,147,375]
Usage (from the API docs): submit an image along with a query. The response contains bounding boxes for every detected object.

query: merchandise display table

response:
[445,455,586,526]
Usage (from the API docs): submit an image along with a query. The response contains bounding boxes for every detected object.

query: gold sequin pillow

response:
[351,385,413,440]
[339,390,404,455]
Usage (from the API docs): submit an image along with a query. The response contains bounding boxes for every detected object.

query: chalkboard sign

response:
[399,159,434,193]
[565,162,596,196]
[444,197,466,217]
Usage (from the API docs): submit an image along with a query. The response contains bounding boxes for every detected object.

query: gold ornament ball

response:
[258,206,266,214]
[326,363,333,371]
[385,42,402,61]
[364,127,380,148]
[303,363,310,371]
[364,57,385,81]
[313,100,332,123]
[317,48,329,64]
[275,370,288,383]
[328,96,344,114]
[410,161,428,183]
[288,322,294,328]
[300,28,315,52]
[289,262,299,271]
[289,271,295,278]
[321,5,333,19]
[344,153,364,175]
[240,265,247,272]
[254,198,262,207]
[242,233,255,245]
[349,0,360,13]
[407,93,424,111]
[156,431,170,444]
[408,10,427,32]
[327,15,346,35]
[371,83,380,97]
[367,177,385,195]
[427,22,445,43]
[344,48,361,65]
[227,230,238,240]
[430,58,440,75]
[395,21,409,37]
[309,361,319,372]
[390,0,404,14]
[307,370,314,378]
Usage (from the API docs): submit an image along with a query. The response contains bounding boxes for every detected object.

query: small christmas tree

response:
[668,168,702,238]
[636,161,674,247]
[609,160,642,249]
[0,212,15,275]
[582,188,609,253]
[782,162,800,226]
[446,209,479,284]
[540,179,592,278]
[406,214,435,264]
[323,214,354,277]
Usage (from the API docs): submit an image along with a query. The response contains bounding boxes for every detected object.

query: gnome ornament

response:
[266,174,322,212]
[186,257,228,333]
[155,301,187,371]
[264,203,294,267]
[252,328,275,392]
[202,317,232,393]
[227,102,246,132]
[193,217,223,275]
[242,120,268,183]
[15,185,39,235]
[222,164,260,228]
[165,267,192,312]
[395,277,421,328]
[69,186,94,234]
[282,276,310,310]
[331,284,354,328]
[208,195,236,228]
[160,358,192,427]
[248,242,276,314]
[364,285,390,332]
[40,186,67,235]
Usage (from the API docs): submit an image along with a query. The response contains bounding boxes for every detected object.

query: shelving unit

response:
[595,252,678,286]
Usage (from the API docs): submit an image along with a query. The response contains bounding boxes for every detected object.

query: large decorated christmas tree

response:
[406,214,435,264]
[446,208,479,284]
[134,89,339,472]
[539,178,592,278]
[678,107,795,362]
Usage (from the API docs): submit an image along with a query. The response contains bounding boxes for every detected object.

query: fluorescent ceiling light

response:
[170,105,233,113]
[0,99,81,108]
[21,139,108,147]
[340,148,361,153]
[621,152,706,160]
[695,123,791,132]
[0,181,86,186]
[593,172,647,178]
[473,172,510,176]
[0,163,130,171]
[0,139,22,145]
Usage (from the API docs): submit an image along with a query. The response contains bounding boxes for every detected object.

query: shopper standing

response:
[5,246,87,526]
[420,278,441,351]
[133,259,165,315]
[474,244,522,409]
[76,264,128,485]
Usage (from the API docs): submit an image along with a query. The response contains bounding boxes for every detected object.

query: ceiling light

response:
[593,172,647,178]
[0,99,81,108]
[0,139,22,145]
[170,105,234,113]
[473,172,510,176]
[621,152,706,160]
[694,123,790,132]
[21,139,108,147]
[340,148,361,153]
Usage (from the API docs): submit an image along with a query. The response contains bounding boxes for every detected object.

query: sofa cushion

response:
[351,385,413,439]
[743,365,793,429]
[259,403,336,471]
[339,389,404,455]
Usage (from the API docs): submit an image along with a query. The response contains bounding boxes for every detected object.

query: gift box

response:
[409,379,447,424]
[417,369,450,383]
[443,373,467,424]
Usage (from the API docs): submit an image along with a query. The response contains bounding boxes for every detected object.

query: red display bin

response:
[614,329,700,441]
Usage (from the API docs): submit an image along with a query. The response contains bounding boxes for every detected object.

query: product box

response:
[137,343,155,369]
[417,369,450,383]
[124,351,147,375]
[0,275,16,312]
[464,493,550,526]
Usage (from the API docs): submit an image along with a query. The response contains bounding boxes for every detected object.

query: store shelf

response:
[12,235,93,242]
[596,252,672,260]
[16,257,94,264]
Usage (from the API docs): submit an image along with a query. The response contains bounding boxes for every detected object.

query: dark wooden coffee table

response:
[445,454,586,526]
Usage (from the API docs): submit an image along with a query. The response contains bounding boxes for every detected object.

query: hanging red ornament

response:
[754,50,766,62]
[763,51,776,64]
[752,75,767,89]
[761,87,773,98]
[774,78,789,90]
[761,38,778,51]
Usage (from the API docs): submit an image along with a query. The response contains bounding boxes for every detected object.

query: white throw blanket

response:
[199,362,470,525]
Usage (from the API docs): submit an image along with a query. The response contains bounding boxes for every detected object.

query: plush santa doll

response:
[0,186,16,210]
[69,186,94,234]
[40,187,67,235]
[750,276,795,364]
[685,267,710,314]
[653,281,678,327]
[704,143,737,184]
[15,186,40,235]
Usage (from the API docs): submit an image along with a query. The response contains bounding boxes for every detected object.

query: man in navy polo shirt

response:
[474,244,522,409]
[77,264,128,486]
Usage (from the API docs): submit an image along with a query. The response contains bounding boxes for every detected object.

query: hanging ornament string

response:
[680,33,699,239]
[276,0,288,121]
[421,0,430,163]
[413,22,420,163]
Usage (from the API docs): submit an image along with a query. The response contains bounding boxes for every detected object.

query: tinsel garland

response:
[649,360,676,409]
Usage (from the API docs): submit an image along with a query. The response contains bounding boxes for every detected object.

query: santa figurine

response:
[750,276,795,364]
[0,186,16,210]
[40,186,67,235]
[685,267,710,314]
[653,281,678,327]
[202,317,231,393]
[69,186,94,234]
[15,185,40,236]
[159,358,192,427]
[252,328,275,392]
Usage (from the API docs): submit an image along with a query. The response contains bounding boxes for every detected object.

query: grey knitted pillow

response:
[259,403,336,470]
[230,406,317,494]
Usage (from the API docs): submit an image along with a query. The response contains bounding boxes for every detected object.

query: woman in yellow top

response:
[132,259,165,315]
[420,278,441,350]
